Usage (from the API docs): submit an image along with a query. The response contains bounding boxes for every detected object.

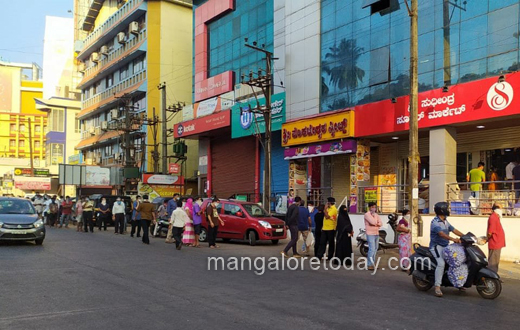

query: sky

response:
[0,0,73,67]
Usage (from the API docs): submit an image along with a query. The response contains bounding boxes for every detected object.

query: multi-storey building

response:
[74,0,196,191]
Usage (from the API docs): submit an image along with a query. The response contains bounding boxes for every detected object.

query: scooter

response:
[152,219,170,238]
[409,232,502,299]
[356,213,399,257]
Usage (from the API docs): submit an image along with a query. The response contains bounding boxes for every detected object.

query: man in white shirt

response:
[506,161,518,190]
[166,200,189,250]
[112,197,126,235]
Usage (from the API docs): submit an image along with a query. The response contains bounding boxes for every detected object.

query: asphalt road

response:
[1,228,519,330]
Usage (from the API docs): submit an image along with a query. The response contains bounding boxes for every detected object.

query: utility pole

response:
[242,40,274,213]
[151,107,160,173]
[158,82,167,174]
[28,117,34,176]
[405,0,419,242]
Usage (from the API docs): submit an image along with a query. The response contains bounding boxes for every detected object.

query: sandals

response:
[434,287,443,297]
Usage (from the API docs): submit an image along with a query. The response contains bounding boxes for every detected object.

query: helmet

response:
[434,202,450,217]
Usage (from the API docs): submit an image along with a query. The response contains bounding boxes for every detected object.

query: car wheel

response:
[35,239,44,246]
[248,230,257,246]
[199,228,207,242]
[271,239,279,245]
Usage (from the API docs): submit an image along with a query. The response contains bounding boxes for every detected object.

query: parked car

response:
[200,199,287,246]
[90,195,133,226]
[0,197,45,245]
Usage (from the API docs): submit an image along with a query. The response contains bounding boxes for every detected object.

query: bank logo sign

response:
[231,92,286,139]
[487,82,513,111]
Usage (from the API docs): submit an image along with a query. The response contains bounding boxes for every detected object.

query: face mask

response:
[370,208,376,214]
[404,214,410,221]
[117,201,122,205]
[196,200,203,206]
[101,200,106,205]
[494,208,503,217]
[308,206,314,213]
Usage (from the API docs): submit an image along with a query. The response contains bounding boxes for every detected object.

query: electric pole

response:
[28,117,34,176]
[405,0,419,242]
[158,82,168,174]
[242,40,274,213]
[151,107,160,173]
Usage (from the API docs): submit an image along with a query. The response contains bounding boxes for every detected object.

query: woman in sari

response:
[397,209,412,270]
[182,198,196,247]
[335,205,353,266]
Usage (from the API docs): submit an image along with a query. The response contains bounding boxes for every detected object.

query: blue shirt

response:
[167,198,177,218]
[297,206,310,231]
[309,209,318,229]
[429,216,455,248]
[132,201,141,220]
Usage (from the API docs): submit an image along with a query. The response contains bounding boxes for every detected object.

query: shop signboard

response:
[174,110,231,138]
[85,166,110,186]
[194,71,234,102]
[355,73,520,136]
[364,187,377,211]
[231,92,286,138]
[14,168,50,177]
[281,110,354,147]
[68,153,82,165]
[168,163,180,174]
[284,140,356,160]
[142,174,184,185]
[14,176,51,191]
[138,183,181,201]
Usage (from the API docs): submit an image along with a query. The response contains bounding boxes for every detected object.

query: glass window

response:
[390,8,409,44]
[35,141,41,148]
[459,59,487,83]
[369,46,389,86]
[459,15,488,64]
[418,1,435,35]
[19,140,25,148]
[418,32,435,74]
[390,39,409,81]
[224,203,242,216]
[75,119,81,133]
[418,71,434,92]
[460,0,488,21]
[20,124,26,132]
[106,73,113,87]
[242,203,269,217]
[370,12,390,50]
[10,124,16,131]
[35,125,41,132]
[49,108,65,132]
[9,139,16,147]
[490,0,518,11]
[487,51,519,77]
[487,5,519,57]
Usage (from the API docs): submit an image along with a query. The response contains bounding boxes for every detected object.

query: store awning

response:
[284,140,357,160]
[75,130,122,149]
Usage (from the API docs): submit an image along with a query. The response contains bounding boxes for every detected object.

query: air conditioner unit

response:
[115,152,120,159]
[78,62,86,73]
[100,45,109,55]
[129,21,139,35]
[95,127,101,135]
[91,52,99,63]
[101,121,108,130]
[89,126,95,135]
[117,32,127,44]
[111,109,119,119]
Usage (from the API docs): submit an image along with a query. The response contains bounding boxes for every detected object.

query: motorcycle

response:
[152,219,170,238]
[409,232,502,299]
[356,213,399,257]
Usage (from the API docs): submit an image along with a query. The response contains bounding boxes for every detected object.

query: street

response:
[1,229,519,330]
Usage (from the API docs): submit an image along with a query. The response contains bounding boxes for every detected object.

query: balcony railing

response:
[80,29,147,86]
[447,181,520,217]
[357,184,430,214]
[81,69,146,112]
[78,0,145,60]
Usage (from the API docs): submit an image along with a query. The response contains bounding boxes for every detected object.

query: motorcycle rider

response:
[32,192,45,216]
[430,202,464,297]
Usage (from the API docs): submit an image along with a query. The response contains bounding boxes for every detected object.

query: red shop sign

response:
[174,110,231,138]
[355,73,520,137]
[169,163,180,174]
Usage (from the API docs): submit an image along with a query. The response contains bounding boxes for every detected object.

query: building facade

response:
[74,0,197,195]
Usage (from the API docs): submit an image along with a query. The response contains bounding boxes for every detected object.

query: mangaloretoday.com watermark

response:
[207,254,432,276]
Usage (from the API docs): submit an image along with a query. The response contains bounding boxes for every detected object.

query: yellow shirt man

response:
[322,204,338,231]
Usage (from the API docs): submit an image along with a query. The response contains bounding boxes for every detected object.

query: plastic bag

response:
[443,243,467,268]
[447,263,469,288]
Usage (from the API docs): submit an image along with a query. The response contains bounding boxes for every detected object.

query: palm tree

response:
[322,38,366,91]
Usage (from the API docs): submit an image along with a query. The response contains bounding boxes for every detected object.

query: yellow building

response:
[74,0,197,193]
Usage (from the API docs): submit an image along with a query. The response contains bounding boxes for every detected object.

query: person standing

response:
[397,209,412,270]
[112,197,126,235]
[430,202,464,297]
[192,196,203,247]
[47,196,59,227]
[131,196,142,238]
[169,200,189,250]
[97,198,110,231]
[167,193,180,218]
[75,197,84,232]
[488,167,498,191]
[313,205,325,257]
[335,205,353,266]
[467,162,486,201]
[82,197,95,233]
[364,202,382,270]
[206,197,224,249]
[505,160,517,189]
[297,200,311,255]
[59,196,73,228]
[513,161,520,202]
[485,204,506,273]
[182,198,196,247]
[317,197,338,261]
[137,195,156,245]
[32,192,45,216]
[281,196,301,258]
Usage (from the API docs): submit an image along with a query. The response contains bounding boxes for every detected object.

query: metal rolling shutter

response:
[331,153,350,202]
[457,127,520,152]
[398,138,430,159]
[211,136,256,198]
[260,132,288,195]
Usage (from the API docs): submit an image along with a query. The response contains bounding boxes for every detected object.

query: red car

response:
[199,199,286,245]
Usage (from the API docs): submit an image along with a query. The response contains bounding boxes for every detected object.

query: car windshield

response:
[0,200,36,214]
[242,204,269,217]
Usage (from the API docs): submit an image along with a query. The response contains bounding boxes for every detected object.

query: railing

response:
[79,0,144,56]
[447,180,520,216]
[357,184,430,214]
[82,69,146,111]
[81,29,147,84]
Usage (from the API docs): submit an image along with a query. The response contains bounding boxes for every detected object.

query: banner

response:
[168,163,180,174]
[142,174,184,185]
[138,183,182,201]
[85,166,110,186]
[284,140,356,160]
[14,177,51,191]
[174,110,231,138]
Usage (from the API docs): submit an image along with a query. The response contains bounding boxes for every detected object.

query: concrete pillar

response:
[429,127,457,209]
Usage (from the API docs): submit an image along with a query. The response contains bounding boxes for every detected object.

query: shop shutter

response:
[260,132,289,195]
[370,147,380,185]
[331,153,350,202]
[211,136,256,198]
[398,138,429,159]
[457,127,520,153]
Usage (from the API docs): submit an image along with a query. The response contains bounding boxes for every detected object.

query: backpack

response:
[49,203,58,214]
